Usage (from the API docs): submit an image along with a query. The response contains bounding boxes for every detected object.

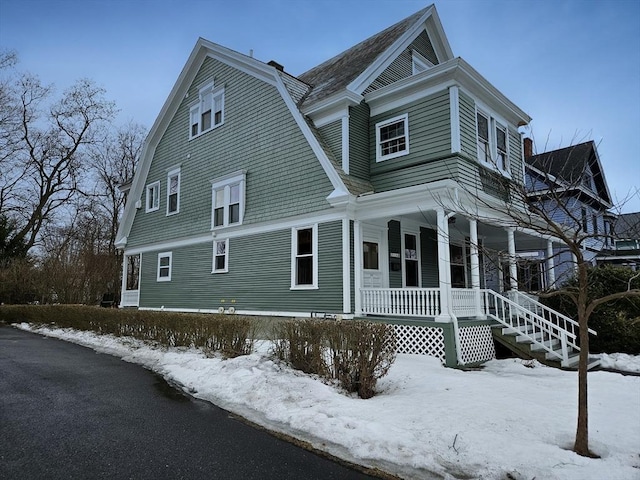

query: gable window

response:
[212,239,229,273]
[157,252,172,281]
[167,168,181,215]
[190,82,225,139]
[291,225,318,289]
[146,181,160,212]
[376,114,409,162]
[211,172,246,229]
[412,51,433,75]
[477,110,510,173]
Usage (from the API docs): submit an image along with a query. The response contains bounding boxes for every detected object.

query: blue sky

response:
[1,0,639,212]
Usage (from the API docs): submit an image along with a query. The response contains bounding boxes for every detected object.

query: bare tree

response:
[444,140,640,457]
[0,61,116,252]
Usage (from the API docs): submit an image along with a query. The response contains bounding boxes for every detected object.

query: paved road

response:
[0,326,378,480]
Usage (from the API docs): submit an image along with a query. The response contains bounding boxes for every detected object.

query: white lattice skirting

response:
[393,325,445,361]
[458,325,496,364]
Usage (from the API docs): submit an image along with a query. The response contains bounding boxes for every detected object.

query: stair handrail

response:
[508,290,597,336]
[483,289,575,363]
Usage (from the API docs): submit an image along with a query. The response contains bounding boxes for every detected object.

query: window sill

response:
[166,211,180,217]
[376,149,409,163]
[290,285,319,291]
[189,122,225,141]
[157,278,171,282]
[212,270,228,274]
[145,207,159,213]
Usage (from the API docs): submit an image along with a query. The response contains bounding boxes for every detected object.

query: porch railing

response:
[120,289,140,307]
[451,288,480,317]
[361,288,441,317]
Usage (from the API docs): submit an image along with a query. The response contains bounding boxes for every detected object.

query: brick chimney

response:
[523,137,533,158]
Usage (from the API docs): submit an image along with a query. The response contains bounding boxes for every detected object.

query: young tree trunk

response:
[573,315,590,456]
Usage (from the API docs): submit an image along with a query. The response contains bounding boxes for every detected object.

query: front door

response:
[362,225,388,289]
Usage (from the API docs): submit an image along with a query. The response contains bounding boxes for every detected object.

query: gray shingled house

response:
[115,5,597,368]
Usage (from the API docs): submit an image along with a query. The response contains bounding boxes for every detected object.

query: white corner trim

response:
[341,115,350,175]
[449,85,461,154]
[342,218,351,314]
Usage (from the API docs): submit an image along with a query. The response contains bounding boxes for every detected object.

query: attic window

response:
[376,114,409,162]
[190,82,225,139]
[412,51,433,75]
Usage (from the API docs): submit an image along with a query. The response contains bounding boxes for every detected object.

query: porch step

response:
[492,325,600,371]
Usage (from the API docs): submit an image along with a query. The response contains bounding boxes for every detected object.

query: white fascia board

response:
[365,57,531,126]
[589,144,614,205]
[348,6,436,95]
[116,39,285,248]
[300,90,363,127]
[122,208,346,256]
[272,75,350,198]
[426,6,454,62]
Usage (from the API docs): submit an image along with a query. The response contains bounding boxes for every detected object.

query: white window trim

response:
[412,50,433,75]
[375,113,409,162]
[211,171,246,230]
[290,224,318,290]
[475,107,511,176]
[189,81,225,140]
[157,252,172,282]
[401,230,422,288]
[145,181,160,213]
[212,238,229,274]
[166,168,181,216]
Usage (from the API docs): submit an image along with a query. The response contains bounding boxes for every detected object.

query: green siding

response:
[348,102,370,180]
[318,120,342,166]
[459,91,477,160]
[370,90,451,191]
[363,31,439,94]
[420,227,439,287]
[139,221,344,313]
[387,220,402,288]
[127,57,334,248]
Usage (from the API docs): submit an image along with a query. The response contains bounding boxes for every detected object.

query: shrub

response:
[272,319,396,399]
[543,266,640,354]
[0,305,255,358]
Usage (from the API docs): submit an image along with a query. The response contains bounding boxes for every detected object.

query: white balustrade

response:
[360,288,441,317]
[121,290,140,307]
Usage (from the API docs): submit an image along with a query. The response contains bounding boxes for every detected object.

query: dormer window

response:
[190,82,224,139]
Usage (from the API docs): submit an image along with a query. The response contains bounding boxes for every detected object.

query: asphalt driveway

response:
[0,326,378,480]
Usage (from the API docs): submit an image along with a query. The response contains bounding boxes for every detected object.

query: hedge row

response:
[0,305,254,358]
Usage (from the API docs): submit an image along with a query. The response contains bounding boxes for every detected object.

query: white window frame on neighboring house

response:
[190,81,225,139]
[166,167,181,215]
[476,108,511,174]
[375,113,409,162]
[145,181,160,213]
[291,224,318,290]
[211,171,246,230]
[411,50,433,75]
[157,252,172,282]
[212,238,229,273]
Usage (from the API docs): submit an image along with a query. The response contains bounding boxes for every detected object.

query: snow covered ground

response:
[14,323,640,480]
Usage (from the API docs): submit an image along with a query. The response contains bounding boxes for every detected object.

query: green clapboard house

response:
[116,5,598,369]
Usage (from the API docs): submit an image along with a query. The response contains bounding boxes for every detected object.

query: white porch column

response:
[546,239,556,289]
[435,208,452,322]
[342,218,351,315]
[353,220,362,316]
[469,219,483,318]
[120,253,128,307]
[507,227,518,291]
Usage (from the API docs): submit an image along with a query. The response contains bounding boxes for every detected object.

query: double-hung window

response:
[211,171,246,229]
[146,181,160,212]
[376,114,409,162]
[212,239,229,273]
[476,110,510,173]
[291,225,318,289]
[167,168,180,215]
[190,82,225,138]
[157,252,172,281]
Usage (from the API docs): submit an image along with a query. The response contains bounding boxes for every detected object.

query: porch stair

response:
[484,290,600,371]
[492,325,600,370]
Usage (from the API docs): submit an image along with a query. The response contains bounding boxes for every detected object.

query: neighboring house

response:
[522,140,613,288]
[596,212,640,270]
[115,5,594,368]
